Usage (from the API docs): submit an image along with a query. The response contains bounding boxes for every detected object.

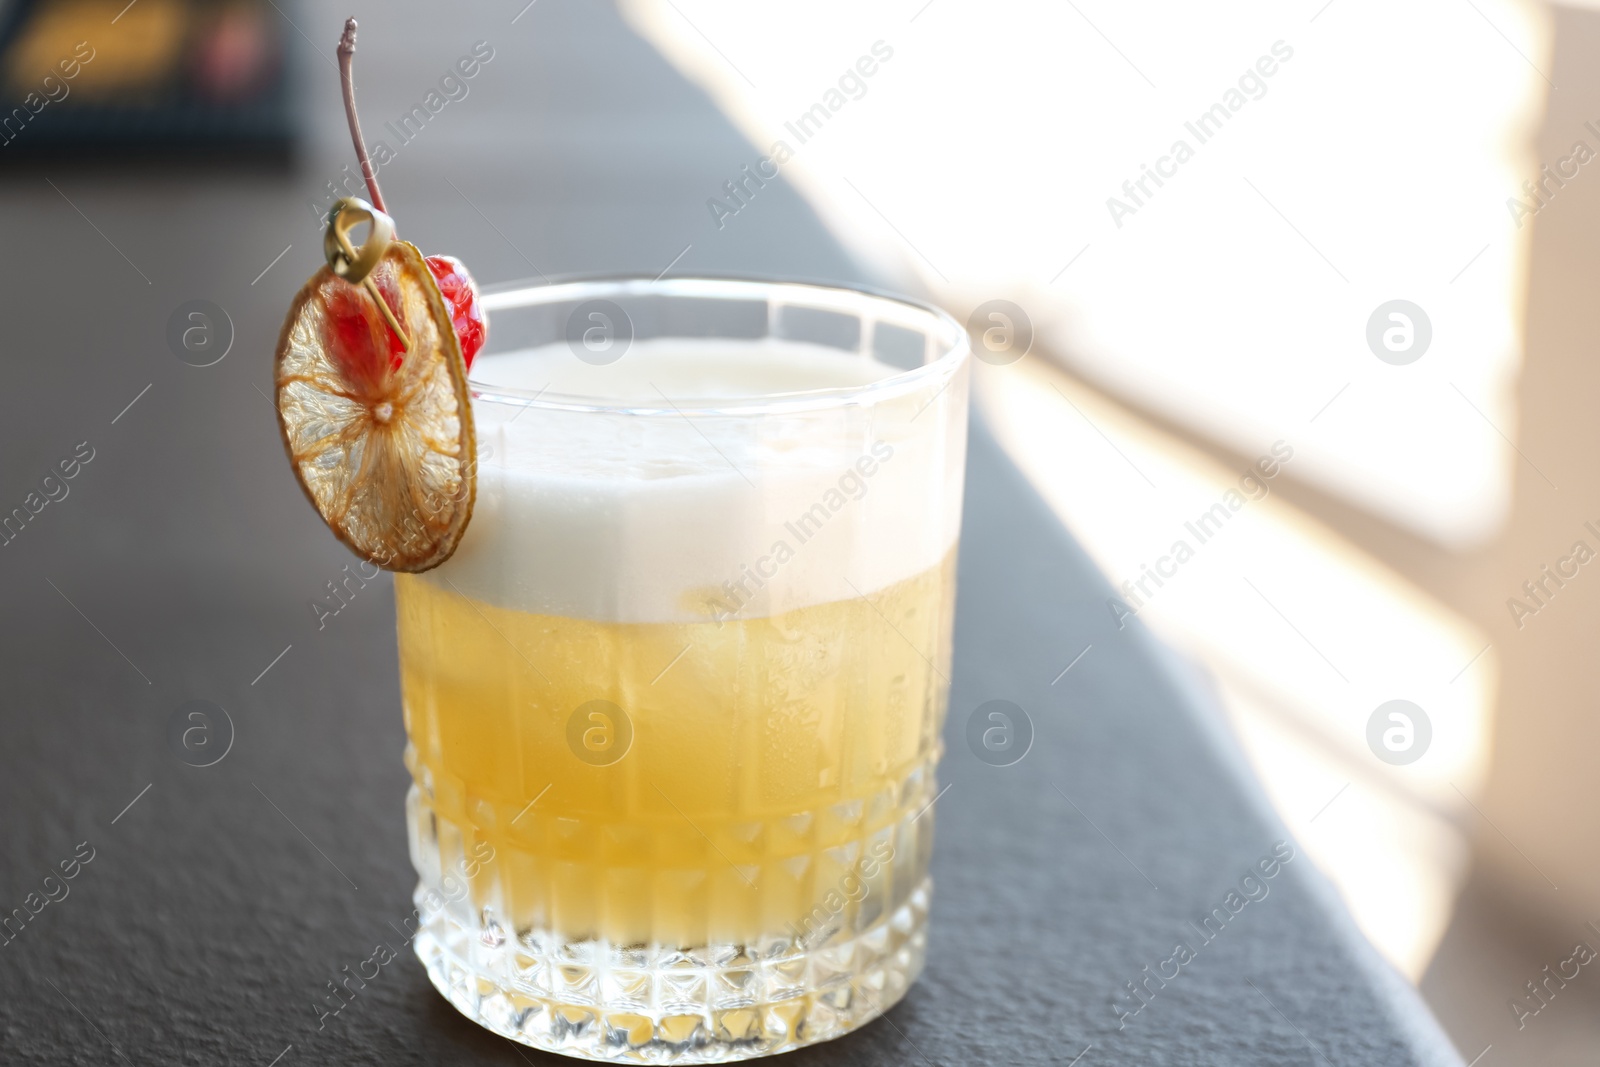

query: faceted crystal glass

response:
[395,278,970,1061]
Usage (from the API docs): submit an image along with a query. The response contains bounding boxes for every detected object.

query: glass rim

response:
[471,275,971,417]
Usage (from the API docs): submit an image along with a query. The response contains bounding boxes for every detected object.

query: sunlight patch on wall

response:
[979,356,1494,979]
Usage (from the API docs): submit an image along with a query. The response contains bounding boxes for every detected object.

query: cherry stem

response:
[337,18,387,216]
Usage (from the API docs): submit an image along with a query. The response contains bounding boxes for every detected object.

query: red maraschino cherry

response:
[424,254,486,369]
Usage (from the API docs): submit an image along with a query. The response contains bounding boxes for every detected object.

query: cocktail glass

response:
[397,277,970,1061]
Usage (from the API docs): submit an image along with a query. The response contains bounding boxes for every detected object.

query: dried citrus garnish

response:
[273,212,475,573]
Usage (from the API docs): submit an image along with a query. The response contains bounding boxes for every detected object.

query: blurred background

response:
[1,0,1595,1061]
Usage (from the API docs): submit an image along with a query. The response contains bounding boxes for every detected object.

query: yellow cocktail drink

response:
[399,281,969,1061]
[398,551,953,947]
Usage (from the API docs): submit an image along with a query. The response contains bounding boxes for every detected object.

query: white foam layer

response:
[421,338,965,623]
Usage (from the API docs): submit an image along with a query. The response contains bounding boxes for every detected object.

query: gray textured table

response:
[0,2,1461,1063]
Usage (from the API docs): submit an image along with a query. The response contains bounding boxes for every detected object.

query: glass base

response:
[412,881,930,1062]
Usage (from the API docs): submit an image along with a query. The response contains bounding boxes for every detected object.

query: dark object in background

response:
[0,0,295,166]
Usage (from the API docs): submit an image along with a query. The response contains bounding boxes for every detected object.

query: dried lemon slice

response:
[273,205,475,573]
